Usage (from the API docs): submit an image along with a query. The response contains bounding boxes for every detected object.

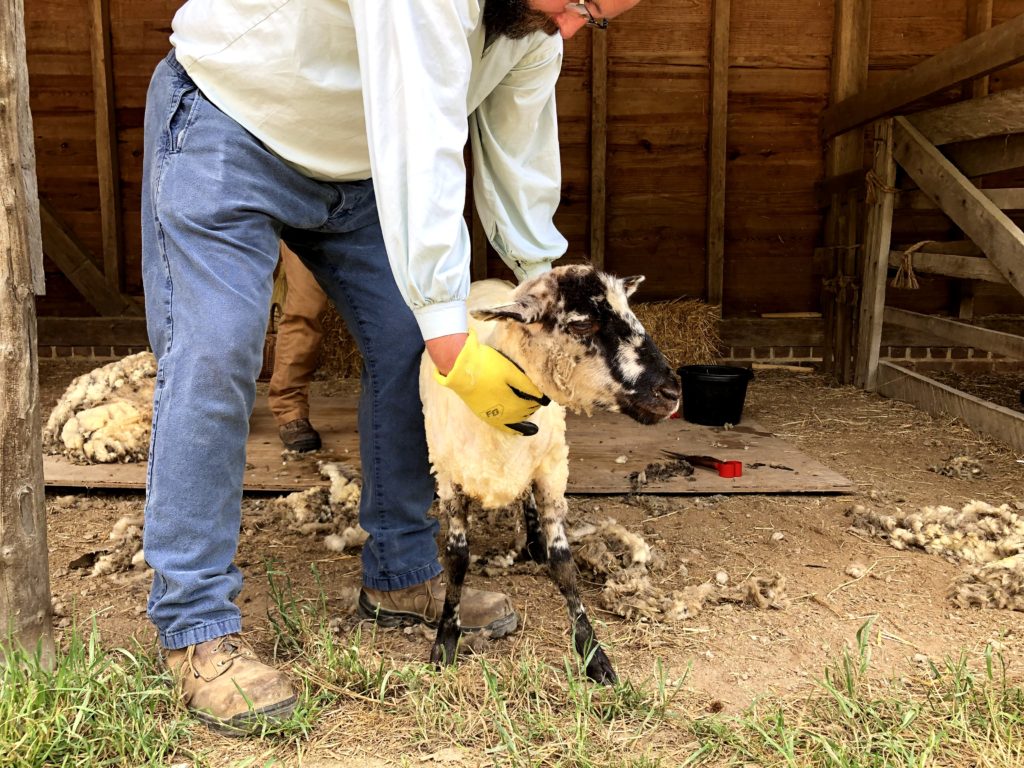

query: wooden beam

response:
[892,116,1024,298]
[0,0,54,664]
[589,30,608,271]
[821,13,1024,140]
[896,187,1024,212]
[877,361,1024,452]
[966,0,994,99]
[705,0,730,306]
[854,120,896,391]
[945,132,1024,176]
[89,0,122,290]
[907,88,1024,146]
[39,199,142,317]
[884,307,1024,358]
[36,316,149,347]
[886,249,1007,283]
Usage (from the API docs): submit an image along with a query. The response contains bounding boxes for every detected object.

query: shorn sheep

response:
[419,264,681,684]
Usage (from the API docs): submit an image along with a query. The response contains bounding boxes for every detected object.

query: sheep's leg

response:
[533,483,618,685]
[430,489,470,667]
[516,491,547,564]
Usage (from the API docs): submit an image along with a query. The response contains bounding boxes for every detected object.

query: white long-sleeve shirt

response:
[170,0,567,340]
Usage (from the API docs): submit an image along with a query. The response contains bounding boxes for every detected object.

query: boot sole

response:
[357,591,519,638]
[193,695,299,737]
[281,438,321,453]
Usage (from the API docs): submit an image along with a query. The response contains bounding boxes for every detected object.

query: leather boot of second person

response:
[359,575,519,636]
[165,635,297,735]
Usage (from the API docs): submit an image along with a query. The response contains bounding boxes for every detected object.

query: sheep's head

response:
[472,264,681,424]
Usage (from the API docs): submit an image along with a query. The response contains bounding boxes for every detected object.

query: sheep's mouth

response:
[616,395,680,425]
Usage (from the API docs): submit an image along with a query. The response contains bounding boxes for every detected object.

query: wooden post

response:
[0,0,55,664]
[705,0,730,307]
[90,0,123,291]
[966,0,994,99]
[854,120,896,391]
[589,30,608,270]
[823,0,871,382]
[958,0,993,320]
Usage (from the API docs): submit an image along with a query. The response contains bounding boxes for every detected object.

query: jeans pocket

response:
[165,84,201,155]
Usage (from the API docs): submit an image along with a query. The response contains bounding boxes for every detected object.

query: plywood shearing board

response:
[43,394,854,494]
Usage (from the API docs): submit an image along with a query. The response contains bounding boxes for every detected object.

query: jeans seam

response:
[334,277,389,566]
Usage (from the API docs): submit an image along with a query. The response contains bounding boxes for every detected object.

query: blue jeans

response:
[142,51,441,650]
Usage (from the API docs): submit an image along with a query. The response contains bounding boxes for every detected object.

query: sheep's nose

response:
[657,378,681,404]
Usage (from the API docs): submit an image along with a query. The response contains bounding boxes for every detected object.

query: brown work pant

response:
[268,244,330,426]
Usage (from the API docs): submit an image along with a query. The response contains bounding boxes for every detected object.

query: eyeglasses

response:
[565,2,609,29]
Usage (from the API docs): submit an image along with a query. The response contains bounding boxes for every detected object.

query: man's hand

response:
[432,330,550,436]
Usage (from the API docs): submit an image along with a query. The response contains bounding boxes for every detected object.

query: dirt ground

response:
[39,358,1024,716]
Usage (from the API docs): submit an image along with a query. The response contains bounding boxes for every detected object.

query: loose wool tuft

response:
[275,461,365,550]
[851,500,1024,611]
[44,352,157,464]
[568,517,787,621]
[91,514,147,577]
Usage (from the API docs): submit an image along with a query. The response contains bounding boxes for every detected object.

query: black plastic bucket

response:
[677,365,754,426]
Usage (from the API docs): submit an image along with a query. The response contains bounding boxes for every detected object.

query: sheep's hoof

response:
[430,637,459,668]
[585,648,618,685]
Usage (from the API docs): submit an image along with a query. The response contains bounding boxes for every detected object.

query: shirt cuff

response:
[413,300,469,341]
[514,259,554,283]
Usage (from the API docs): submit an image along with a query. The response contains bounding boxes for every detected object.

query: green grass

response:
[0,621,194,768]
[4,569,1021,767]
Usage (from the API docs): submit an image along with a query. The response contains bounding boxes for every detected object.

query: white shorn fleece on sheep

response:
[419,264,681,684]
[43,351,157,464]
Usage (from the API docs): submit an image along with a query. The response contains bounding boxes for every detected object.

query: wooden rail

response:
[821,13,1024,139]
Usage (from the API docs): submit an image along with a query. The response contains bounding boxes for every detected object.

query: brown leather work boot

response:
[358,575,519,637]
[164,634,297,735]
[279,418,322,452]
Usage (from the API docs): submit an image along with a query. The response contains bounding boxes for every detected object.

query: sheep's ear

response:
[471,301,539,324]
[621,275,645,297]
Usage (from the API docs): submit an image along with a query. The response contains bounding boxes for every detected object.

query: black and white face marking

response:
[551,266,680,423]
[473,264,681,423]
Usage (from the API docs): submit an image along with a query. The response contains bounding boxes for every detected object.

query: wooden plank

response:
[89,0,122,291]
[589,30,607,271]
[38,199,142,317]
[945,133,1024,176]
[36,316,149,347]
[897,187,1024,212]
[0,0,54,662]
[821,13,1024,140]
[876,361,1024,452]
[705,0,730,306]
[42,395,854,495]
[892,116,1024,298]
[854,120,896,391]
[884,307,1024,358]
[718,317,823,347]
[886,249,1007,283]
[907,88,1024,146]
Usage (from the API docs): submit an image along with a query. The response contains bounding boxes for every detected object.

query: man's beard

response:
[484,0,559,40]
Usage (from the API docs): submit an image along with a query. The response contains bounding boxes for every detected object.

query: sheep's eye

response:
[566,319,598,336]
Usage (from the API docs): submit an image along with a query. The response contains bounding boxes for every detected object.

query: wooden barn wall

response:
[25,1,1024,320]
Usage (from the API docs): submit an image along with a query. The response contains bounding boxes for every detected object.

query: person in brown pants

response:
[269,243,329,452]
